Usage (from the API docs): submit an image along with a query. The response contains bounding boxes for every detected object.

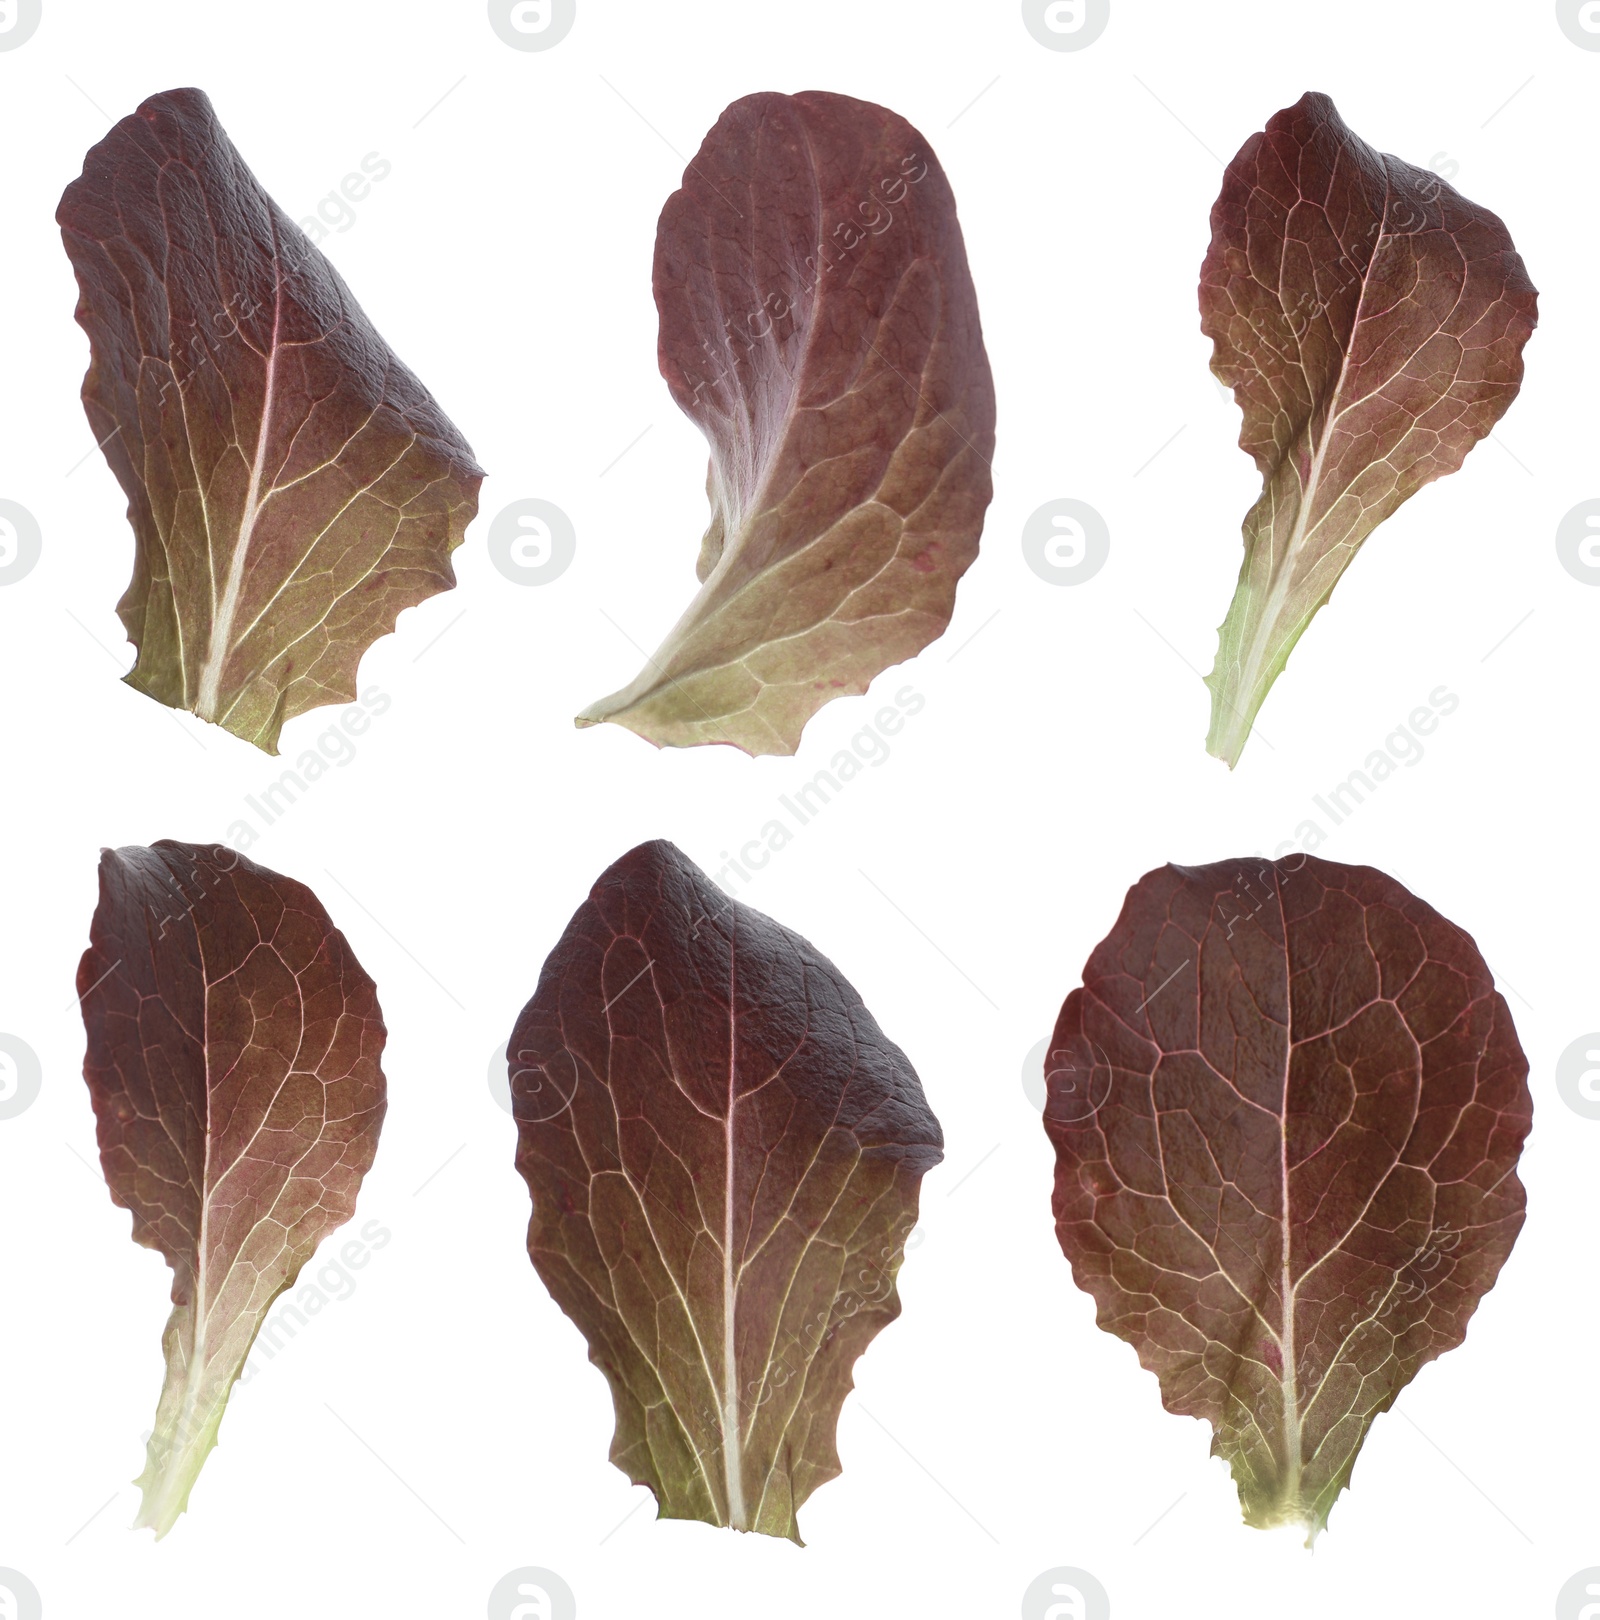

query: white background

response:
[0,1,1594,1615]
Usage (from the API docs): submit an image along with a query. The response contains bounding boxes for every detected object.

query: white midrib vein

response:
[1273,867,1303,1507]
[638,118,891,691]
[721,930,748,1530]
[1228,182,1394,716]
[167,894,220,1470]
[196,243,284,720]
[166,898,307,1475]
[1278,1079,1302,1503]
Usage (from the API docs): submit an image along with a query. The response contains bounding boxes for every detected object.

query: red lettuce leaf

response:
[58,88,484,753]
[509,839,943,1540]
[1043,855,1530,1540]
[78,840,387,1536]
[1200,93,1536,766]
[577,90,995,755]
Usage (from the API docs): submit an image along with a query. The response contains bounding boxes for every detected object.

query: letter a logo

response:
[1045,1584,1087,1620]
[510,1585,553,1620]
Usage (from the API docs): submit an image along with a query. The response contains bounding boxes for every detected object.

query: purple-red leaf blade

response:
[1043,855,1530,1540]
[78,841,387,1536]
[58,88,484,753]
[510,840,943,1539]
[576,91,995,755]
[1199,93,1537,765]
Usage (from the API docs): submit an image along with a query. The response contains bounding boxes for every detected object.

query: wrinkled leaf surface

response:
[58,88,483,752]
[510,839,942,1539]
[1200,93,1536,765]
[578,90,995,754]
[1044,855,1530,1539]
[79,840,386,1536]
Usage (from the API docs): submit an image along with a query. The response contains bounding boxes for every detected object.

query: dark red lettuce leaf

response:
[1200,93,1536,766]
[1043,855,1530,1540]
[58,88,484,753]
[509,839,943,1540]
[577,90,996,754]
[78,840,387,1536]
